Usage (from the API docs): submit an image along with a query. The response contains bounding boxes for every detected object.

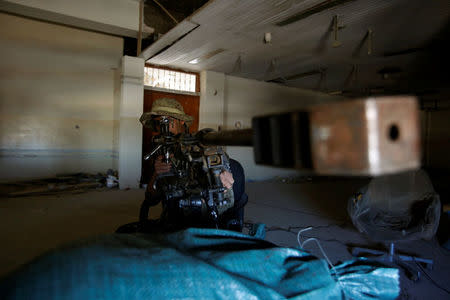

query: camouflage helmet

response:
[140,98,193,126]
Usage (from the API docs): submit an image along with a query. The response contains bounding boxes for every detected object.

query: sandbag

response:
[348,170,440,242]
[0,227,399,299]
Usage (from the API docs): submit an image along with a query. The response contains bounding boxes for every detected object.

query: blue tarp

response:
[0,227,399,299]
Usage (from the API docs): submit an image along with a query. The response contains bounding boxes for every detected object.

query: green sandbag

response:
[0,227,399,299]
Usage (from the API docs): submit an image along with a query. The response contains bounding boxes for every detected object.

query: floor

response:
[0,180,449,299]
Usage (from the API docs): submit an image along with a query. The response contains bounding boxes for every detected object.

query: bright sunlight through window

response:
[144,67,197,93]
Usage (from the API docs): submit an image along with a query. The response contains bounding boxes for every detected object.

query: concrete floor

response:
[1,180,449,299]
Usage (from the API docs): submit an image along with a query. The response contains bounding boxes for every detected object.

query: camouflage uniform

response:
[140,98,247,232]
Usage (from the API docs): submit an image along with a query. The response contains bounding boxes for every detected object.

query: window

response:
[144,66,197,93]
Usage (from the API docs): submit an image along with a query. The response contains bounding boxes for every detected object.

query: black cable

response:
[265,222,348,233]
[244,222,350,246]
[414,259,450,294]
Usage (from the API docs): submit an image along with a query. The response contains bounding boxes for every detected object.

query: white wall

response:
[0,0,139,37]
[199,71,341,181]
[0,13,123,180]
[199,71,225,130]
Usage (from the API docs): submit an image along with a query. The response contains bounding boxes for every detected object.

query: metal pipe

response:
[152,0,179,24]
[367,28,373,55]
[332,15,341,47]
[137,0,144,56]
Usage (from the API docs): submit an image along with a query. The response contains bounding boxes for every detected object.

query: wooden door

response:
[141,89,200,183]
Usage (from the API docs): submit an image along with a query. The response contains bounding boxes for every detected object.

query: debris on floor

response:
[0,170,118,197]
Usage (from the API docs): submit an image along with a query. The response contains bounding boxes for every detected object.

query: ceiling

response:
[143,0,209,35]
[141,0,450,102]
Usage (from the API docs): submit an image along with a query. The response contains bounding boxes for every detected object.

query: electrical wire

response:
[413,259,450,295]
[297,227,335,269]
[264,222,349,234]
[243,222,351,246]
[296,227,347,298]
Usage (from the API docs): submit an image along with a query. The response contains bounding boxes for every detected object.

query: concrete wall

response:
[0,0,139,37]
[118,56,144,189]
[199,70,225,130]
[199,71,341,180]
[0,13,123,180]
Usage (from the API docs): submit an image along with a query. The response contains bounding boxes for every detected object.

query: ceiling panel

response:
[143,0,449,98]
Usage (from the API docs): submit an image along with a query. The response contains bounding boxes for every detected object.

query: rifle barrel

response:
[201,129,253,146]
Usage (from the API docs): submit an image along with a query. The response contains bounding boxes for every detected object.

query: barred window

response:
[144,66,197,93]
